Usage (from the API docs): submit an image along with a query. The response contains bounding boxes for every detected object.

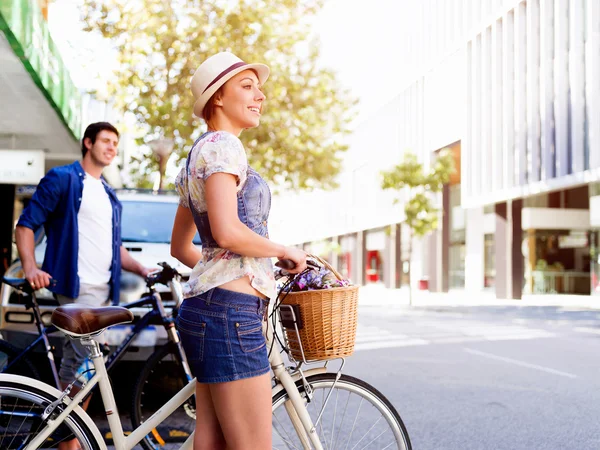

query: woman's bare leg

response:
[194,382,226,450]
[210,373,272,450]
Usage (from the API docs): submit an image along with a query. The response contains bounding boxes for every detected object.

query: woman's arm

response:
[171,205,204,269]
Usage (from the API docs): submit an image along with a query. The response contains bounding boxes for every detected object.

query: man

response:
[15,122,151,450]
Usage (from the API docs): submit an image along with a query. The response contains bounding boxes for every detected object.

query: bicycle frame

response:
[25,303,326,450]
[3,282,191,389]
[3,301,61,387]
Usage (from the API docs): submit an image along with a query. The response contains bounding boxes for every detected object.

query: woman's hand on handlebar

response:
[278,247,307,274]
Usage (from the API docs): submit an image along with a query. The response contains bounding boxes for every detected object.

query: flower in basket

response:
[289,265,350,292]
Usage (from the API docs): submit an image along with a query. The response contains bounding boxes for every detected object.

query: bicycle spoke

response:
[351,415,383,450]
[11,400,39,450]
[2,395,20,447]
[343,396,363,450]
[273,413,300,450]
[332,391,351,450]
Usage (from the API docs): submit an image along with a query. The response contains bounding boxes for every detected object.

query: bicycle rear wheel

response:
[0,376,101,449]
[0,340,40,380]
[131,342,195,450]
[272,373,411,450]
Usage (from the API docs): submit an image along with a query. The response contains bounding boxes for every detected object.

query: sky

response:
[48,0,410,123]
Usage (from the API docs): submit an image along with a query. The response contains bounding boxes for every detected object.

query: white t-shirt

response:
[78,174,113,285]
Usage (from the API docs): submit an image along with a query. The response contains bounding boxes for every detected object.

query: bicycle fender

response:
[0,374,107,450]
[271,367,328,399]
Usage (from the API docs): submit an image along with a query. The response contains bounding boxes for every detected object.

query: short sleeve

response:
[174,167,189,208]
[196,131,248,187]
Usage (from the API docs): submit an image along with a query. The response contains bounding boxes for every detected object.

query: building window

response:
[524,230,591,295]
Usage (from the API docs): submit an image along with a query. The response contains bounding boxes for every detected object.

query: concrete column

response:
[587,0,600,168]
[515,2,528,184]
[540,0,556,179]
[471,35,482,194]
[492,18,504,191]
[383,229,394,289]
[395,224,402,288]
[570,0,586,173]
[441,184,450,292]
[527,0,541,182]
[428,229,439,291]
[356,231,366,286]
[495,200,524,299]
[555,0,570,176]
[465,206,485,292]
[511,200,524,299]
[0,185,16,278]
[465,41,473,199]
[481,26,492,194]
[502,11,516,189]
[495,202,509,299]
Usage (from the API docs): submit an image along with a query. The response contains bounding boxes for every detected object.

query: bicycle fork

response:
[267,325,324,450]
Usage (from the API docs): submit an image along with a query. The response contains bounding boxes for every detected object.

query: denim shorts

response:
[175,287,270,384]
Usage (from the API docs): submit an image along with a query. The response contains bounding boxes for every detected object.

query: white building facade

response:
[271,0,600,298]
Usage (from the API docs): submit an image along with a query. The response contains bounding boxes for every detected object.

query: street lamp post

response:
[148,138,174,191]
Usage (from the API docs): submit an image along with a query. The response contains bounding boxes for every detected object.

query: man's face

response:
[86,130,119,167]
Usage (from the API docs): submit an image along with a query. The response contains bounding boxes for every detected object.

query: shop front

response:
[522,207,593,295]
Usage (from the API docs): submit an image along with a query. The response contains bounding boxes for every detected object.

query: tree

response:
[81,0,356,190]
[380,149,455,305]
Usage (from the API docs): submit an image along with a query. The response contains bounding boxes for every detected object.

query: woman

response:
[171,51,307,450]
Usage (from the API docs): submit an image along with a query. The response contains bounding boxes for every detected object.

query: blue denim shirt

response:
[17,161,122,304]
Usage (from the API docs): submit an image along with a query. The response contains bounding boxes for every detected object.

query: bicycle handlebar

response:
[145,262,181,287]
[275,259,296,270]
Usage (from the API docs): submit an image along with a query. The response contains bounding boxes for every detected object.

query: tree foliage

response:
[81,0,357,189]
[381,149,455,238]
[381,149,455,303]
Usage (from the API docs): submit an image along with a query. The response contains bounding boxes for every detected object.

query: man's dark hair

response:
[81,122,120,157]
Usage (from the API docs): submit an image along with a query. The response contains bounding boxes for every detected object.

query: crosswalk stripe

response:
[353,321,555,351]
[355,338,430,351]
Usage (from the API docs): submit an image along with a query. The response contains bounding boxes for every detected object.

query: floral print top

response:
[175,131,276,300]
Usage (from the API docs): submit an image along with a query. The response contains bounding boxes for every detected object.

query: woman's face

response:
[216,69,266,130]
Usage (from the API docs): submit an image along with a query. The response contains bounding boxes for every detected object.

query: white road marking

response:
[574,327,600,335]
[353,321,554,352]
[354,338,430,351]
[464,348,578,379]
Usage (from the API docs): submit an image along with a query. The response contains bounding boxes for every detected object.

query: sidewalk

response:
[358,284,600,310]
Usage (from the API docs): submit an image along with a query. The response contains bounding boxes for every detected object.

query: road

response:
[97,300,600,449]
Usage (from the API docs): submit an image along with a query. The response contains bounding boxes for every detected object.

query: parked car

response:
[0,189,200,361]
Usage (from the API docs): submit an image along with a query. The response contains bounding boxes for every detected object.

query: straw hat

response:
[190,52,270,118]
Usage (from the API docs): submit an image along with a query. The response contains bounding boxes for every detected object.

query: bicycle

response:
[0,262,196,449]
[0,259,411,449]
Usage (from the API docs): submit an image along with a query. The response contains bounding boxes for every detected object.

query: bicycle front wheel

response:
[0,376,102,449]
[272,373,411,450]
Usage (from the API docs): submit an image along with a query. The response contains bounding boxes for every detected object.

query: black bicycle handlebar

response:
[275,259,296,270]
[145,261,181,287]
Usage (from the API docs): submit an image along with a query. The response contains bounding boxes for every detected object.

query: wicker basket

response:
[280,255,359,361]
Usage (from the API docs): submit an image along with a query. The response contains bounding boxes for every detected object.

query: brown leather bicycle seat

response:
[51,305,134,337]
